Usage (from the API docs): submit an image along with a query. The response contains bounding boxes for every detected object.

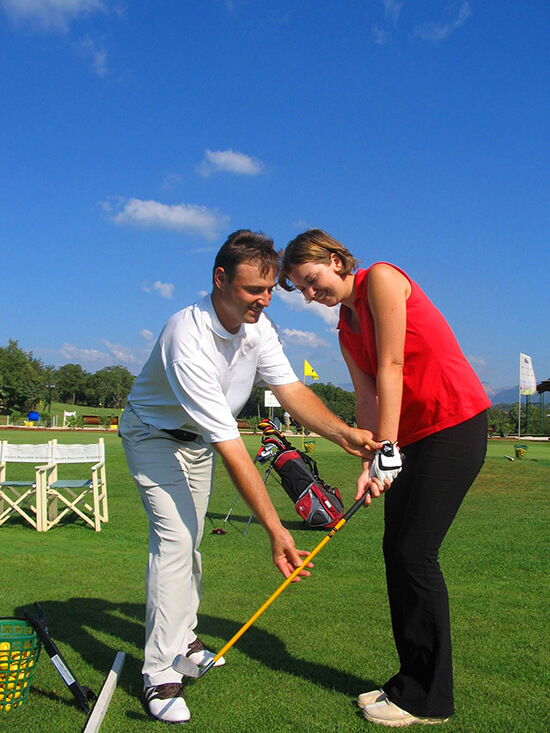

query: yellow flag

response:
[304,360,319,380]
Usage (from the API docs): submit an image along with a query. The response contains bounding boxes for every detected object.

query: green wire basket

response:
[0,618,42,712]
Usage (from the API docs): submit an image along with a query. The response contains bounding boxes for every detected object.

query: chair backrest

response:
[51,439,105,464]
[0,441,52,464]
[63,410,77,426]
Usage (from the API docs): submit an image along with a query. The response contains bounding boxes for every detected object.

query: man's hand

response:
[344,427,382,459]
[269,527,313,581]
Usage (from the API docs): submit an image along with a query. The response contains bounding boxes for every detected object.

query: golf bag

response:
[258,420,344,529]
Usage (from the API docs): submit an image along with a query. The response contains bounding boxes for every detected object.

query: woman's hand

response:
[355,466,391,505]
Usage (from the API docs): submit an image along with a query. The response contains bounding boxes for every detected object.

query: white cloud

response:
[161,172,183,190]
[107,197,230,241]
[280,328,329,350]
[383,0,402,25]
[76,35,108,76]
[414,1,472,42]
[275,287,340,328]
[373,25,391,45]
[140,329,154,341]
[1,0,106,32]
[142,281,175,299]
[468,355,487,368]
[58,340,148,373]
[197,149,263,177]
[61,342,109,364]
[101,339,142,365]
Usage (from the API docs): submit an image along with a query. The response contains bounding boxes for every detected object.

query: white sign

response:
[264,390,281,407]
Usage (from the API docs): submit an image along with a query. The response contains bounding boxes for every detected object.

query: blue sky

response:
[1,0,548,396]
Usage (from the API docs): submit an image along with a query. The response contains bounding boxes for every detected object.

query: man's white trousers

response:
[120,405,216,686]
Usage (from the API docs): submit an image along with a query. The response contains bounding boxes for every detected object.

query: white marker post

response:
[83,651,126,733]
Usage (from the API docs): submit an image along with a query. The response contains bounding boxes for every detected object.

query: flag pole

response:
[518,354,521,440]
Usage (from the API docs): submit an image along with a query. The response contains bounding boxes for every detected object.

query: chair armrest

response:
[37,463,57,484]
[37,463,56,473]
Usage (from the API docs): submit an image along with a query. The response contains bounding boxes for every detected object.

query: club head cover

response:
[262,436,286,453]
[370,441,403,484]
[258,418,278,432]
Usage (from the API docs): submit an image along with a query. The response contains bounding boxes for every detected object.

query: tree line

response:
[238,382,359,426]
[4,339,544,435]
[0,340,135,415]
[0,339,359,425]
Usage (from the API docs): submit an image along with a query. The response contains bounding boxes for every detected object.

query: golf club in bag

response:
[173,491,369,680]
[258,419,345,529]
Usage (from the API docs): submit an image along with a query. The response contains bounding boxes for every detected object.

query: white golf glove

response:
[370,441,402,484]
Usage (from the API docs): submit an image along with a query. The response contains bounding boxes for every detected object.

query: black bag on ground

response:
[272,448,344,529]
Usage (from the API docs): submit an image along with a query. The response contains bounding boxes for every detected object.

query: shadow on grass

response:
[196,613,377,697]
[15,599,375,706]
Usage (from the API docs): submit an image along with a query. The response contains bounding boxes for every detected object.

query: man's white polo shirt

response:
[127,295,297,443]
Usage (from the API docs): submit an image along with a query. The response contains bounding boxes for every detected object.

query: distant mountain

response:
[491,386,519,405]
[335,381,546,407]
[482,382,496,399]
[491,386,546,405]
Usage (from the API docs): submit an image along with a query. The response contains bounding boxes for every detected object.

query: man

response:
[119,230,379,723]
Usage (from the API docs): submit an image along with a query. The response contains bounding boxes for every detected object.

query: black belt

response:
[163,428,199,442]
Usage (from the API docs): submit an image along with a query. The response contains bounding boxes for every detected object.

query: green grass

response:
[0,401,125,427]
[0,431,548,731]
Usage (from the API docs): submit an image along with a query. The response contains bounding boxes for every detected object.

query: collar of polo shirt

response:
[204,295,246,341]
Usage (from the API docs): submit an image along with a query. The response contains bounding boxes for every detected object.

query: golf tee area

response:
[0,431,548,732]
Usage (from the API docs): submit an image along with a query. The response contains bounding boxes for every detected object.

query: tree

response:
[237,385,266,420]
[310,382,357,424]
[55,363,88,405]
[86,365,135,408]
[237,382,358,426]
[0,339,45,414]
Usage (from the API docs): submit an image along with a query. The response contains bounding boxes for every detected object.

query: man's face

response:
[213,261,276,333]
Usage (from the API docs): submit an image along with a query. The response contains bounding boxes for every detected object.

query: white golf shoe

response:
[186,637,225,668]
[142,682,190,724]
[362,698,449,727]
[357,688,388,708]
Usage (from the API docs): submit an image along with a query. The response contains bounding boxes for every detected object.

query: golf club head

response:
[255,444,278,464]
[258,418,278,432]
[261,436,286,453]
[172,654,202,678]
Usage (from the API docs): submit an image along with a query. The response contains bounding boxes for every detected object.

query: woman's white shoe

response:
[357,688,388,709]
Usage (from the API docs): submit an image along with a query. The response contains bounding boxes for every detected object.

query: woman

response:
[279,230,490,728]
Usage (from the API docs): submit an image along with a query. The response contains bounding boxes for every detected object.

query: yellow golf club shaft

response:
[206,495,367,670]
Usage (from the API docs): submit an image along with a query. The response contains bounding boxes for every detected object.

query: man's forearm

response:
[272,381,352,446]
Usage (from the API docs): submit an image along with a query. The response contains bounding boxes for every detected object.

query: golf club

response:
[173,491,369,679]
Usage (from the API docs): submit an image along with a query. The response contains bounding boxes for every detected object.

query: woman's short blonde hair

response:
[278,229,360,291]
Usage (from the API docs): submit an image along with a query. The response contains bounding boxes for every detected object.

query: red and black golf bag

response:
[257,420,344,529]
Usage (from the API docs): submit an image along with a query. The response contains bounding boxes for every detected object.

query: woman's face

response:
[288,254,350,307]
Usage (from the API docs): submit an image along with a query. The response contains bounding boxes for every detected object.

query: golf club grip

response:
[343,493,369,522]
[209,496,368,667]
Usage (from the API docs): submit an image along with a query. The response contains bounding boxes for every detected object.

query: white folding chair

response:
[63,410,77,427]
[38,439,108,532]
[0,441,53,531]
